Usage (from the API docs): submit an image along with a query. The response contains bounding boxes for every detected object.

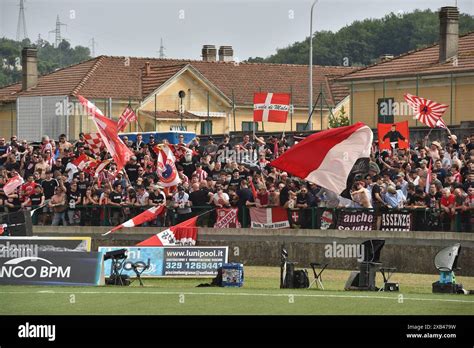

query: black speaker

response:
[359,262,378,290]
[0,211,33,236]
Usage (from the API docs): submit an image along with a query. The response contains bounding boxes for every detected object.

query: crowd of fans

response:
[0,129,472,232]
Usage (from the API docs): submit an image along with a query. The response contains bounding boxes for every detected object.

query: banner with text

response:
[336,210,376,231]
[0,251,104,286]
[214,208,241,228]
[249,207,290,229]
[380,211,412,231]
[99,246,228,277]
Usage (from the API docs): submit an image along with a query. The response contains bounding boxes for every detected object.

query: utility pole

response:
[159,38,165,58]
[308,0,318,131]
[16,0,28,41]
[49,15,67,48]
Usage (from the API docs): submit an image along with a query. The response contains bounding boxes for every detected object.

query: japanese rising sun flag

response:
[137,216,198,246]
[404,93,448,128]
[103,205,165,236]
[271,122,373,195]
[254,92,291,123]
[77,95,133,172]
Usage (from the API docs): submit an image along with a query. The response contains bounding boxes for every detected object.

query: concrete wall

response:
[33,226,474,276]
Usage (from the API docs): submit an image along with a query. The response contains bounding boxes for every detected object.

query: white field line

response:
[1,290,474,304]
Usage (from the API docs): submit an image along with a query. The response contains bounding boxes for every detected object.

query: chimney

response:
[202,45,217,62]
[21,47,38,91]
[218,46,233,62]
[439,6,459,63]
[144,61,151,76]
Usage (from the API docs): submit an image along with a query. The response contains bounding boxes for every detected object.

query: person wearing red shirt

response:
[440,188,455,231]
[21,175,38,199]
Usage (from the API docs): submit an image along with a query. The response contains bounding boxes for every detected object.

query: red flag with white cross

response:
[253,92,291,123]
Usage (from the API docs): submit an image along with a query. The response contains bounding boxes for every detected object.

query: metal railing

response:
[2,204,471,232]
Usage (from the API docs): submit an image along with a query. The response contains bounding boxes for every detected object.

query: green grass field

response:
[1,267,474,315]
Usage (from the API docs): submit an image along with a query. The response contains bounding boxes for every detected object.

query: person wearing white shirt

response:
[64,161,78,183]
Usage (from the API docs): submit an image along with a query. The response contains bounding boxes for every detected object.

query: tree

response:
[246,9,474,66]
[0,38,91,87]
[329,106,350,129]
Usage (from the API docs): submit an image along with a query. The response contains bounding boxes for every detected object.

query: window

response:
[377,98,395,124]
[200,120,213,135]
[242,122,258,132]
[296,123,311,131]
[170,125,187,131]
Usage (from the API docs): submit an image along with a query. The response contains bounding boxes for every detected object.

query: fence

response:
[2,204,469,233]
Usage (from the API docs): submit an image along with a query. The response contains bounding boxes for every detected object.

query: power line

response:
[159,37,166,58]
[16,0,28,41]
[49,15,67,48]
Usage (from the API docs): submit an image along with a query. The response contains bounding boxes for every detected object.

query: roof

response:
[141,64,187,97]
[0,55,357,107]
[339,32,474,82]
[140,110,207,121]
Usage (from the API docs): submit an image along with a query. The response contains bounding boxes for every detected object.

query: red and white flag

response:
[72,153,95,170]
[404,93,448,128]
[271,122,373,195]
[94,159,112,178]
[83,133,104,155]
[3,175,25,195]
[77,95,133,172]
[249,207,290,229]
[214,208,241,228]
[156,145,181,187]
[103,205,165,236]
[137,216,198,246]
[253,93,291,123]
[117,105,137,132]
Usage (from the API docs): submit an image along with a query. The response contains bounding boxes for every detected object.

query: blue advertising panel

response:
[99,246,228,277]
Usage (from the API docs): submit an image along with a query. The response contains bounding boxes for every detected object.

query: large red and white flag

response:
[156,145,181,187]
[117,105,137,132]
[249,207,290,229]
[77,95,133,172]
[103,205,165,236]
[83,133,104,155]
[271,122,373,195]
[3,175,25,195]
[404,93,448,128]
[253,93,291,123]
[137,216,198,246]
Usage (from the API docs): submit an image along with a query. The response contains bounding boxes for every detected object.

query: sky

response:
[1,0,473,61]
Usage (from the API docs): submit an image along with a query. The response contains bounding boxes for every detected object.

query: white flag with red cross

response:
[253,92,291,123]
